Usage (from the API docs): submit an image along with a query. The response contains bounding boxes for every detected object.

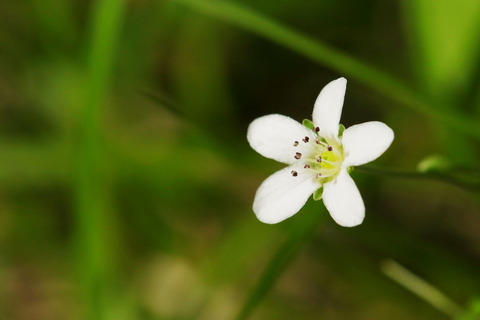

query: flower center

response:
[292,129,344,183]
[318,150,337,170]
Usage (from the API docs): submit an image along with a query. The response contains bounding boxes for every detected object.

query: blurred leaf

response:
[25,0,78,54]
[402,0,480,165]
[172,14,235,132]
[174,0,480,140]
[402,0,480,100]
[75,0,128,318]
[381,259,464,318]
[234,205,326,320]
[417,155,452,173]
[357,165,480,193]
[202,218,277,284]
[457,297,480,320]
[0,140,71,187]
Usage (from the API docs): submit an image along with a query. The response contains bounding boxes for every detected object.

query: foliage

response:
[1,0,479,319]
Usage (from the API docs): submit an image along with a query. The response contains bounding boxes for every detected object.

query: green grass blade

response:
[356,165,480,193]
[401,1,480,165]
[402,0,480,99]
[173,0,480,139]
[234,207,326,320]
[458,297,480,320]
[75,0,126,319]
[381,259,465,318]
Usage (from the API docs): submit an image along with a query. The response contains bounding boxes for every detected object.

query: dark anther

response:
[316,156,322,163]
[294,152,302,160]
[316,173,322,178]
[315,139,320,144]
[314,127,320,133]
[291,170,298,177]
[304,164,310,169]
[302,136,309,143]
[293,141,299,147]
[328,146,333,151]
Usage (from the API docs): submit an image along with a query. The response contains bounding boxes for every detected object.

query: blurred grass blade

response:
[459,297,480,320]
[171,15,235,131]
[402,1,480,164]
[235,208,326,320]
[173,0,480,139]
[381,259,465,318]
[402,0,480,100]
[75,0,126,319]
[356,165,480,193]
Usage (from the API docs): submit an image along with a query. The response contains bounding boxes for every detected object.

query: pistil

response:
[290,130,344,182]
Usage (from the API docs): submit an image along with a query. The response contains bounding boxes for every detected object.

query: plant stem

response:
[234,208,326,320]
[381,259,465,318]
[356,165,480,193]
[75,0,126,319]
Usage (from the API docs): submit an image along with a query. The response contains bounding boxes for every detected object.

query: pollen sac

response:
[293,141,299,147]
[314,127,320,133]
[296,130,344,184]
[291,170,298,177]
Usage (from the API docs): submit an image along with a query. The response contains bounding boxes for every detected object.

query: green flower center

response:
[319,150,338,170]
[307,138,344,182]
[290,129,344,184]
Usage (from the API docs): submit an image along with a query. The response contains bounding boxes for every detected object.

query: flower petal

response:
[253,165,319,224]
[323,169,364,227]
[247,114,316,165]
[342,121,394,167]
[312,77,347,138]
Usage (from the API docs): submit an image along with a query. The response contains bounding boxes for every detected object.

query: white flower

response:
[247,78,394,227]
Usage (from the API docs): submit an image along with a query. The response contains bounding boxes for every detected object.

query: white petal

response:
[312,77,347,138]
[342,121,394,167]
[253,165,319,224]
[247,114,316,165]
[323,169,364,227]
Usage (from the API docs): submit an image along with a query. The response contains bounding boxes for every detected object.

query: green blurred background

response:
[1,0,480,319]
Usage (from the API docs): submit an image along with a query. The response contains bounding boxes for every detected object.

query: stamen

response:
[315,139,328,147]
[304,164,310,169]
[328,146,333,151]
[316,156,322,163]
[302,136,309,143]
[314,127,320,133]
[294,152,302,160]
[291,170,298,177]
[293,141,299,147]
[316,173,322,178]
